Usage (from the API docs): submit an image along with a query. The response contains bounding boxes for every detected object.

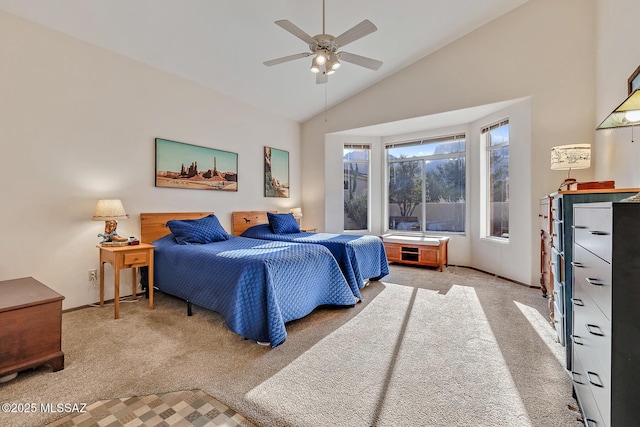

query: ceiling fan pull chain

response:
[325,84,328,122]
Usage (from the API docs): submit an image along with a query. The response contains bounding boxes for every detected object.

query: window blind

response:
[481,119,509,134]
[385,133,465,149]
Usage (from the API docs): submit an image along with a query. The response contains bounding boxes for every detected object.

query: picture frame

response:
[628,64,640,94]
[155,138,238,191]
[264,146,289,198]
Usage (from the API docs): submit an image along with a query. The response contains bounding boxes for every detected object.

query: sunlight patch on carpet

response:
[245,282,532,426]
[514,301,567,372]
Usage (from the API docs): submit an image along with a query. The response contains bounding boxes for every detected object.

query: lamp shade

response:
[596,89,640,129]
[92,199,129,221]
[289,207,303,219]
[550,144,591,171]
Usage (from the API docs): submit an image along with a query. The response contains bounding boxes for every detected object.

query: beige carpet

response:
[0,265,583,426]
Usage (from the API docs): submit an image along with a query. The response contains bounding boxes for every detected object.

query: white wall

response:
[0,11,301,309]
[301,0,596,286]
[468,100,532,281]
[594,0,640,184]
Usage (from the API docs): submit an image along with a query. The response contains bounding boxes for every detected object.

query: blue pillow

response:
[267,212,301,234]
[167,214,230,244]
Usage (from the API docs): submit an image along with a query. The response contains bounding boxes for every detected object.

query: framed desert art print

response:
[155,138,238,191]
[264,146,289,198]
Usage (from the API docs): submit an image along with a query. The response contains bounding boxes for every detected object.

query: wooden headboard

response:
[231,211,276,235]
[140,212,212,243]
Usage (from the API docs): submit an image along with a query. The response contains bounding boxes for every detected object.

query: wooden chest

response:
[382,235,449,271]
[0,277,65,378]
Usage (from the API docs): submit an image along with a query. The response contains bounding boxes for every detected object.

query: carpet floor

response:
[0,265,583,426]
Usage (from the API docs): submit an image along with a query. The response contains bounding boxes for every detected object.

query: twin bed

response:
[140,211,388,348]
[233,211,389,300]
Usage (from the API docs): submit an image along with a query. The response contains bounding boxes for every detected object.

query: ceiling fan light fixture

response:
[310,55,322,73]
[328,53,341,70]
[315,50,327,65]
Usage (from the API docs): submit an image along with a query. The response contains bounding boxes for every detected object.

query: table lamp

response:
[550,144,591,190]
[92,199,129,242]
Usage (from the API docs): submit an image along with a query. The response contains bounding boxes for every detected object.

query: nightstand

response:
[98,243,155,319]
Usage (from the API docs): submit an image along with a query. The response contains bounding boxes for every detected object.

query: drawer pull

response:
[571,261,584,268]
[571,371,585,385]
[586,277,605,287]
[571,335,584,345]
[585,419,598,427]
[571,298,584,306]
[589,230,609,236]
[586,324,604,336]
[586,371,604,388]
[572,225,587,229]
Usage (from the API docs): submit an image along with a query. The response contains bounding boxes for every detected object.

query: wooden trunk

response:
[0,277,65,377]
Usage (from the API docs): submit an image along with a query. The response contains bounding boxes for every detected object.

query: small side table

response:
[98,243,155,319]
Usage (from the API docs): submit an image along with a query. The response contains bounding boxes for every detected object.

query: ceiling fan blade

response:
[338,51,383,71]
[263,52,312,67]
[275,20,316,45]
[334,19,377,48]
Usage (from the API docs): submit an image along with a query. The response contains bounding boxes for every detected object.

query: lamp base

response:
[98,220,128,243]
[557,178,577,191]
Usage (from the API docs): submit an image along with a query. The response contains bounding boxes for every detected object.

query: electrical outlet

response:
[88,269,97,281]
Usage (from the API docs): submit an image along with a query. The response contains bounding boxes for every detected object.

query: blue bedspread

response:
[152,234,357,347]
[240,224,389,300]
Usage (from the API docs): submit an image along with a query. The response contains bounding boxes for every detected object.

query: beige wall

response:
[594,0,640,185]
[302,0,597,285]
[0,11,301,309]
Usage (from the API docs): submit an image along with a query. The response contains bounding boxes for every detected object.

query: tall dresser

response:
[571,201,640,426]
[543,188,639,370]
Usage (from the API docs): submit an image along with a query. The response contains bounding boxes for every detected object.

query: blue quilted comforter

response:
[152,234,357,347]
[240,224,389,300]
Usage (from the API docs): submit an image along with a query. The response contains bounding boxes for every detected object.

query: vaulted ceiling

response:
[0,0,528,122]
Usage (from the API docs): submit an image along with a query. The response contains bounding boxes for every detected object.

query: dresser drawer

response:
[572,352,606,427]
[553,279,564,316]
[539,198,550,233]
[574,206,612,263]
[572,292,611,388]
[552,220,563,253]
[554,298,565,346]
[123,251,149,266]
[551,196,562,221]
[573,244,611,320]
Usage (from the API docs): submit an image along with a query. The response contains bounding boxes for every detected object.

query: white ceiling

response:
[0,0,528,122]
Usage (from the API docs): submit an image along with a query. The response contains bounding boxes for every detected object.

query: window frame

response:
[343,144,371,232]
[480,119,510,241]
[384,133,467,235]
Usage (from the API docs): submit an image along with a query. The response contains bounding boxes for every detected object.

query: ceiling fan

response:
[263,0,383,84]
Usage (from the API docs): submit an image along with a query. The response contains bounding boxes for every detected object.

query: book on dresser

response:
[571,201,640,427]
